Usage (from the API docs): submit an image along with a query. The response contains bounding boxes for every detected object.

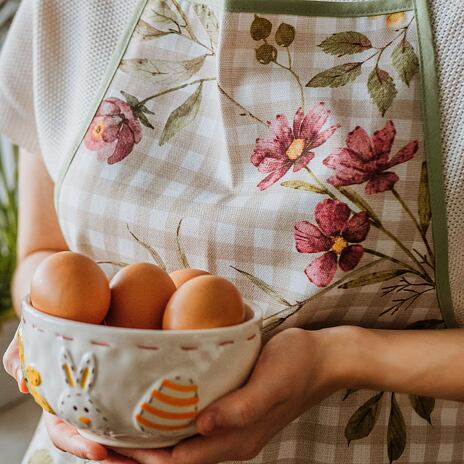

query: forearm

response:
[324,325,464,402]
[11,250,60,316]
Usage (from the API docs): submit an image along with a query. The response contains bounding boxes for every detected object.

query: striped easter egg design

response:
[135,375,199,433]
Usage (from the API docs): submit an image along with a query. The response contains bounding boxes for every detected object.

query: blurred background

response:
[0,1,42,462]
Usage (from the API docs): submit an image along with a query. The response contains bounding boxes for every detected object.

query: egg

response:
[162,275,245,330]
[169,268,210,288]
[30,251,111,324]
[106,263,176,329]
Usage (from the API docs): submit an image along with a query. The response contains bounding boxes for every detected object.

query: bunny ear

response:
[60,348,76,388]
[77,353,96,391]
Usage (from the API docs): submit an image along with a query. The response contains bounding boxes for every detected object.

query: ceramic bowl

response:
[19,298,262,448]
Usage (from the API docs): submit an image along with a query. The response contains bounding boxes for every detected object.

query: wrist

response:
[314,325,371,391]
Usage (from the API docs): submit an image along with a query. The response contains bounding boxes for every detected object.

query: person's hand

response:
[44,413,139,463]
[112,327,356,464]
[3,330,29,393]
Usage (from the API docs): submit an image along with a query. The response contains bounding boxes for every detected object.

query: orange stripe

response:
[151,389,199,406]
[142,403,197,420]
[162,379,198,393]
[136,415,191,431]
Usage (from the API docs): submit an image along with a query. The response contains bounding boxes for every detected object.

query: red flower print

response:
[323,121,418,194]
[251,103,340,190]
[295,199,370,287]
[84,98,142,165]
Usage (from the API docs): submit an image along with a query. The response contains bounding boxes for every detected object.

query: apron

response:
[23,1,464,462]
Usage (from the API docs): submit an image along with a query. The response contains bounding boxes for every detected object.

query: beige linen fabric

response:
[1,1,464,463]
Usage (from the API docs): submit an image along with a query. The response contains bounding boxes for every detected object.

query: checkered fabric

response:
[12,1,464,463]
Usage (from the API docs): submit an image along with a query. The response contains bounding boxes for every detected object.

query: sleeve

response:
[0,0,40,155]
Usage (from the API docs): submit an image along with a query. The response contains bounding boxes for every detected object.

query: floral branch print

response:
[84,98,142,164]
[306,14,418,115]
[250,103,340,190]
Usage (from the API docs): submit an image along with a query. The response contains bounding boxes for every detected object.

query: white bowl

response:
[19,298,262,448]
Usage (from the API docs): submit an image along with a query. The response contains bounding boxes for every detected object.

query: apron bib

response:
[35,1,460,462]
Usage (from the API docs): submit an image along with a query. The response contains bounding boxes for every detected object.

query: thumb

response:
[2,332,28,394]
[196,359,285,435]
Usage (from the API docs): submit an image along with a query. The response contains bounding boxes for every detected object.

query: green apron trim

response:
[54,0,149,212]
[413,0,457,328]
[223,0,413,17]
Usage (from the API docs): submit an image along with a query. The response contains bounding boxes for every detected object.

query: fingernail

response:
[199,412,219,435]
[16,369,27,394]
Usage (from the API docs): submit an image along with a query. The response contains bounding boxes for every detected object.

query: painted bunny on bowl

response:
[58,348,110,433]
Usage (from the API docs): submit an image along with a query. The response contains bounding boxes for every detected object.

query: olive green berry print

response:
[307,12,419,116]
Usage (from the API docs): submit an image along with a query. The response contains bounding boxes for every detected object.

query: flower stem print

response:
[307,14,418,115]
[250,15,305,111]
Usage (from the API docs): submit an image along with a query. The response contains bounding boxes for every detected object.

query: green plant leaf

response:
[281,180,326,194]
[231,266,292,307]
[159,82,203,146]
[391,39,419,86]
[339,269,409,289]
[134,19,170,40]
[345,391,384,444]
[176,218,190,269]
[193,4,219,46]
[405,319,445,330]
[136,111,155,129]
[120,55,207,88]
[126,224,167,270]
[319,31,372,57]
[306,63,362,88]
[409,395,435,424]
[368,68,397,116]
[418,161,431,234]
[387,393,407,463]
[148,0,179,24]
[337,186,381,224]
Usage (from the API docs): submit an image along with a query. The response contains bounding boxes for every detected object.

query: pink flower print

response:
[84,98,142,165]
[295,199,370,287]
[323,121,418,194]
[251,103,340,190]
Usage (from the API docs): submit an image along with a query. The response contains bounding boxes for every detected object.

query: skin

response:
[3,150,464,463]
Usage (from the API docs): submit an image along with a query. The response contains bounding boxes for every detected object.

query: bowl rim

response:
[22,296,263,336]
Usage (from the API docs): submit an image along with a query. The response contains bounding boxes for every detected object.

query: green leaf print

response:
[126,224,167,270]
[367,68,398,116]
[250,15,272,41]
[306,63,362,88]
[120,55,207,88]
[27,449,54,464]
[275,23,296,47]
[391,39,419,86]
[193,4,219,46]
[231,266,292,307]
[176,218,191,268]
[337,187,381,225]
[345,391,384,444]
[159,82,203,146]
[319,31,372,57]
[418,161,431,234]
[387,393,407,463]
[280,180,327,194]
[339,269,409,289]
[408,395,435,424]
[134,19,171,40]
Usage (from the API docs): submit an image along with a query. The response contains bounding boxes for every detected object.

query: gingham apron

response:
[24,1,464,462]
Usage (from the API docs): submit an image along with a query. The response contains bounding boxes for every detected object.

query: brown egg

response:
[169,268,210,288]
[106,263,176,329]
[30,251,111,324]
[162,275,245,330]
